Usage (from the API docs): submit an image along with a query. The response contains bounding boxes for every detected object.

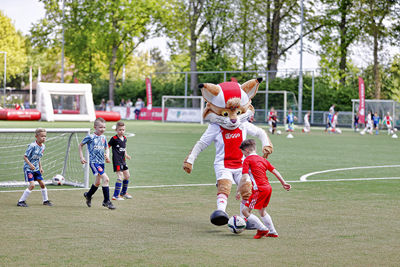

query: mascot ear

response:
[199,83,220,103]
[241,77,262,100]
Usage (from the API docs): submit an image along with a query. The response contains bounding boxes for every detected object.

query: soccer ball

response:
[392,134,398,139]
[52,174,65,186]
[360,130,365,135]
[227,215,246,234]
[276,130,282,135]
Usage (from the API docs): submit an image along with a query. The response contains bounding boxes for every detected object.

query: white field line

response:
[2,176,400,193]
[300,165,400,182]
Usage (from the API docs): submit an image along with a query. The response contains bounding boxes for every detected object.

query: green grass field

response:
[1,121,399,266]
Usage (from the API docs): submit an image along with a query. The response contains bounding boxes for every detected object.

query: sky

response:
[5,0,394,71]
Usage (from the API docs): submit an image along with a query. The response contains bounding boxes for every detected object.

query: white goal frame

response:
[351,99,398,128]
[37,82,96,122]
[0,128,91,188]
[161,95,205,124]
[257,90,298,126]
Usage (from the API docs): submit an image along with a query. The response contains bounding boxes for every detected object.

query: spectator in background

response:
[126,99,133,108]
[126,99,133,119]
[134,98,144,120]
[99,99,106,111]
[120,98,126,107]
[106,100,114,112]
[24,97,30,109]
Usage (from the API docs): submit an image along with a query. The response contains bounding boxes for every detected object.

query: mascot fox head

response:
[199,77,262,129]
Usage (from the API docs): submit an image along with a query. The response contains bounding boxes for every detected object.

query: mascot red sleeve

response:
[183,78,273,226]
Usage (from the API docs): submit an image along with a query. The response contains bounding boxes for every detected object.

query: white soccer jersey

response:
[186,122,271,169]
[384,115,393,126]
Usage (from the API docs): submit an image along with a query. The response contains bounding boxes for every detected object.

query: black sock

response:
[102,186,110,202]
[87,184,98,197]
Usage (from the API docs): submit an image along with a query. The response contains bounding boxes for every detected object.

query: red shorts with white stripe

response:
[245,186,272,210]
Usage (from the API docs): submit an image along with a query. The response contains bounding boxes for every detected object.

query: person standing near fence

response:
[134,98,144,120]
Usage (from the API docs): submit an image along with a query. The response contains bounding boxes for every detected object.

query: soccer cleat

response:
[253,229,269,239]
[102,200,116,210]
[210,210,229,226]
[112,196,124,201]
[267,233,279,238]
[84,192,92,207]
[17,201,28,207]
[43,200,53,206]
[121,193,132,199]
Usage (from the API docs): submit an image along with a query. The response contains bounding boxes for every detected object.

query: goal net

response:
[37,82,96,122]
[251,90,298,125]
[352,99,399,128]
[161,95,205,124]
[0,128,90,188]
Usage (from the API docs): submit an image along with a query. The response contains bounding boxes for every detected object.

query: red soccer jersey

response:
[242,154,275,191]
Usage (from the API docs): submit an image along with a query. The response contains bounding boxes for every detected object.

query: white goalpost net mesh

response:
[0,128,90,188]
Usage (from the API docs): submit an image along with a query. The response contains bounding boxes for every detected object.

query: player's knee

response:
[217,179,232,196]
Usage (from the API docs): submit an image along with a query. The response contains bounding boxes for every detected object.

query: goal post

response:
[161,95,205,124]
[253,90,298,127]
[0,128,91,188]
[351,99,399,128]
[37,82,96,122]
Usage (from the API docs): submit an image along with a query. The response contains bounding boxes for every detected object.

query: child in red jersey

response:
[238,139,291,239]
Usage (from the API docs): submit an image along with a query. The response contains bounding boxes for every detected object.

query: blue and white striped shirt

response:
[23,141,45,172]
[81,133,108,164]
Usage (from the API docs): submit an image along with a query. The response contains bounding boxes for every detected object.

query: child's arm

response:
[24,155,35,170]
[125,149,131,160]
[39,160,44,174]
[78,143,87,164]
[272,169,291,191]
[105,146,111,163]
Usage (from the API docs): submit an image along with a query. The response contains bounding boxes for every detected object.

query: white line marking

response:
[300,165,400,182]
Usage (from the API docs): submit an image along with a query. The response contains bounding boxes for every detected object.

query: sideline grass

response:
[1,121,399,266]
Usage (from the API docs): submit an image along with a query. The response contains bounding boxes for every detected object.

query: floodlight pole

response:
[297,0,304,123]
[0,52,6,108]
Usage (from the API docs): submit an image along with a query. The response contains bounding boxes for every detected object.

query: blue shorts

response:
[90,163,105,176]
[24,170,43,182]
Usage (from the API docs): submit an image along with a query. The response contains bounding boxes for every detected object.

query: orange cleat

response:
[253,230,269,239]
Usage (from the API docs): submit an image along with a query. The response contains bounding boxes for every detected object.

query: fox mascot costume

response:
[183,77,273,226]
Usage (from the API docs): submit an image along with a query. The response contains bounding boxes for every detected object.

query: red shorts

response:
[245,186,272,210]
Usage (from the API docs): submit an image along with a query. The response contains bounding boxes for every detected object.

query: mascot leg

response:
[210,179,232,226]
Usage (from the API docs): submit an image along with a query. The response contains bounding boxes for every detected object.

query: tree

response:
[32,0,168,101]
[317,0,362,88]
[255,0,322,78]
[0,11,27,87]
[359,0,398,99]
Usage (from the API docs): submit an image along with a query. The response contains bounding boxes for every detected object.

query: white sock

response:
[240,201,246,217]
[41,188,48,202]
[261,213,277,234]
[19,188,32,202]
[216,194,228,212]
[247,214,268,231]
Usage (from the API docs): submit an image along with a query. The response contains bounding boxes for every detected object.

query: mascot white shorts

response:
[214,165,242,185]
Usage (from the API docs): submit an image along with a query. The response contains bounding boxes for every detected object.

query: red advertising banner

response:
[145,77,153,110]
[139,107,167,121]
[358,77,366,124]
